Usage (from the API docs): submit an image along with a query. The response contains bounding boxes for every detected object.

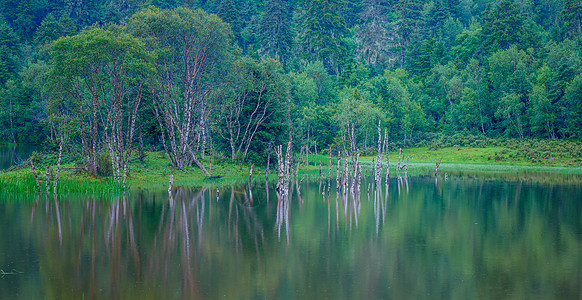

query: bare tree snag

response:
[31,160,40,192]
[168,174,174,194]
[275,100,294,197]
[54,134,64,195]
[376,120,383,184]
[384,129,389,183]
[397,148,402,171]
[327,146,332,197]
[435,156,443,177]
[336,151,341,191]
[296,145,305,177]
[45,166,50,195]
[266,141,272,180]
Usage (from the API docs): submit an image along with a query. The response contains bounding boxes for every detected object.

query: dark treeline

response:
[0,0,581,171]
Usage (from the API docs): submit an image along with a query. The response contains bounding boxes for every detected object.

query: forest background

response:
[0,0,581,178]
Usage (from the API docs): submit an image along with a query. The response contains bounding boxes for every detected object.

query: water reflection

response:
[0,144,40,170]
[0,173,581,299]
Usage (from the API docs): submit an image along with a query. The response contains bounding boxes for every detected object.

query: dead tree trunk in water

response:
[45,166,50,195]
[435,156,443,177]
[384,129,389,183]
[54,134,64,195]
[31,160,41,192]
[397,148,402,171]
[327,147,332,196]
[265,141,272,181]
[375,121,383,184]
[336,151,341,191]
[275,99,293,196]
[296,145,305,177]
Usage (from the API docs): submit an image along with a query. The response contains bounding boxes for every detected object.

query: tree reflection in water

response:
[5,173,582,299]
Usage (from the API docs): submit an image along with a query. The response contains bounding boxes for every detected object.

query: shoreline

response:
[1,147,581,196]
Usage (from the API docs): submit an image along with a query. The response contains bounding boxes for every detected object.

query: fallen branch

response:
[1,269,23,278]
[128,154,148,163]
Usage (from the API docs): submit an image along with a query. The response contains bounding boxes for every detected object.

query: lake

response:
[0,144,40,170]
[0,172,581,299]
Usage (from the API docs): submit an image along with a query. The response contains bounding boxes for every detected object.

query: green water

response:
[0,173,581,299]
[0,145,40,170]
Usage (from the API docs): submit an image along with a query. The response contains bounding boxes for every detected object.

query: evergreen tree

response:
[391,0,425,68]
[102,0,142,23]
[295,0,349,75]
[481,0,525,52]
[35,13,60,45]
[63,0,102,28]
[259,0,294,67]
[152,0,181,9]
[13,0,38,40]
[562,0,582,37]
[356,0,397,70]
[425,0,450,38]
[0,18,19,87]
[218,0,244,47]
[58,13,76,36]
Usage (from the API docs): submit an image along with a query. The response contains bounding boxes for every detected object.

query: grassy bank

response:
[1,140,581,196]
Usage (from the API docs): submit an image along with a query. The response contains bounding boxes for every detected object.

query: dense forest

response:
[0,0,581,173]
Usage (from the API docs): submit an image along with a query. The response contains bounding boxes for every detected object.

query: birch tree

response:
[49,25,152,186]
[217,57,287,162]
[128,7,233,175]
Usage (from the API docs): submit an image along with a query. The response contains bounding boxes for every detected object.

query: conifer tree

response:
[0,18,18,86]
[295,0,349,75]
[562,0,582,36]
[481,0,524,52]
[259,0,294,67]
[356,0,397,70]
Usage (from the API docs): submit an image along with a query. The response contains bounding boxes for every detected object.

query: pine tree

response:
[259,0,294,67]
[35,13,60,44]
[562,0,582,37]
[13,0,38,40]
[0,19,19,86]
[425,0,450,38]
[356,0,397,70]
[391,0,425,68]
[481,0,524,52]
[218,0,243,46]
[295,0,349,75]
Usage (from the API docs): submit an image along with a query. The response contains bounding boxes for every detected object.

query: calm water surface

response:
[0,145,40,170]
[0,173,581,299]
